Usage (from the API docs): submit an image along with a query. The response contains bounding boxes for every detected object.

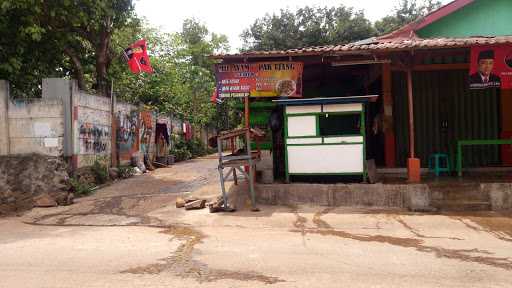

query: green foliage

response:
[69,177,95,197]
[118,165,135,179]
[0,0,135,97]
[170,136,209,161]
[241,0,442,51]
[91,159,109,184]
[241,5,376,51]
[187,138,209,158]
[374,0,442,35]
[172,148,193,162]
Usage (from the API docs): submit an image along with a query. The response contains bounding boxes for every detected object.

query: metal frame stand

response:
[217,128,260,211]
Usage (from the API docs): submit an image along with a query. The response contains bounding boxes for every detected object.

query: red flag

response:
[210,87,222,104]
[124,39,153,74]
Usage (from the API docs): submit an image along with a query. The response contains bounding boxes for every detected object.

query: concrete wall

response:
[43,79,73,156]
[7,98,65,156]
[72,87,112,168]
[0,78,173,170]
[0,79,65,156]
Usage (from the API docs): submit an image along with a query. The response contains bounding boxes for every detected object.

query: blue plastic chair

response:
[429,153,451,176]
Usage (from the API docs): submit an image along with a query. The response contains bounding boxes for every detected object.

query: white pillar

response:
[0,80,10,155]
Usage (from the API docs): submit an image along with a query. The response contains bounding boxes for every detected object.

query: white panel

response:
[44,138,59,147]
[323,136,363,144]
[323,103,362,113]
[287,116,316,137]
[288,145,364,174]
[286,105,321,114]
[287,138,322,145]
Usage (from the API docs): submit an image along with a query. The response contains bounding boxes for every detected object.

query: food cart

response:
[274,96,378,182]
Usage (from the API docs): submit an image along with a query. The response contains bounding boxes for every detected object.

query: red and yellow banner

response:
[215,62,303,98]
[470,45,512,90]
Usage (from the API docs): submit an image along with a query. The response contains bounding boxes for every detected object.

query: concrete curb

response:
[229,182,512,211]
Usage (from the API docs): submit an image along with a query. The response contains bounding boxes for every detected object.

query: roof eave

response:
[378,0,475,40]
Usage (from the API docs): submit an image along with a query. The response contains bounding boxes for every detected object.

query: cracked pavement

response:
[1,156,512,287]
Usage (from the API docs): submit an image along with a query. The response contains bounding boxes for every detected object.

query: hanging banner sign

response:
[215,62,303,98]
[469,45,512,90]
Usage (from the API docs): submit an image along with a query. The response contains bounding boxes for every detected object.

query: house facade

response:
[213,0,512,182]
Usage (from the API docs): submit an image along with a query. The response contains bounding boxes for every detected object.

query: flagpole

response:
[110,78,117,167]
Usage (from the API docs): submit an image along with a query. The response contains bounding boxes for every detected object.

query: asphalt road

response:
[1,157,511,288]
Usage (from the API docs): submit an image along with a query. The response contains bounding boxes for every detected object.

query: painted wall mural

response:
[78,122,110,154]
[117,110,139,159]
[140,111,153,154]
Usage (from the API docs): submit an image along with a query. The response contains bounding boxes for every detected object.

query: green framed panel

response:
[287,143,363,146]
[287,111,361,117]
[283,103,367,182]
[289,172,365,176]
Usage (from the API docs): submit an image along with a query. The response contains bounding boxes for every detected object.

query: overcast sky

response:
[136,0,452,52]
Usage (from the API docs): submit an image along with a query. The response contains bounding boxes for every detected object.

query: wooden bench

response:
[456,139,512,176]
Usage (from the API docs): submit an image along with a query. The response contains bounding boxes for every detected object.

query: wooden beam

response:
[331,59,391,66]
[406,64,421,182]
[392,63,469,71]
[382,62,395,168]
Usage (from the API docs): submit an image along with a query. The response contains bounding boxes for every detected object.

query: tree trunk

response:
[95,28,111,97]
[63,47,86,90]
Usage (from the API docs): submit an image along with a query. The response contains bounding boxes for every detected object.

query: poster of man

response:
[469,45,512,90]
[469,49,501,89]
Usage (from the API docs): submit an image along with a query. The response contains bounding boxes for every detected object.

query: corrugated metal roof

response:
[212,36,512,59]
[273,95,378,106]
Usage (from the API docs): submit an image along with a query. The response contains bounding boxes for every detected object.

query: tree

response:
[241,6,376,51]
[374,0,442,35]
[110,19,230,127]
[0,1,69,98]
[0,0,135,97]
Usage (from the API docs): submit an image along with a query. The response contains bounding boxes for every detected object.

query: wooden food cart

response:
[274,96,378,183]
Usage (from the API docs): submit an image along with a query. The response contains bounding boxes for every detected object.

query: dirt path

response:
[24,156,223,227]
[3,157,512,287]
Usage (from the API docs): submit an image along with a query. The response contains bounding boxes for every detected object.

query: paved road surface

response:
[1,157,512,287]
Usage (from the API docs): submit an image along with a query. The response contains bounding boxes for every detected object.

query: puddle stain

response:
[30,195,169,226]
[122,226,285,285]
[453,216,512,243]
[291,211,512,272]
[394,216,464,241]
[312,208,333,229]
[289,205,307,236]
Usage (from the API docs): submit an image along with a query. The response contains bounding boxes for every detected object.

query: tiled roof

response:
[212,36,512,59]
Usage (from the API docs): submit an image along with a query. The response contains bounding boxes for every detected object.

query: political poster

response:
[469,45,512,90]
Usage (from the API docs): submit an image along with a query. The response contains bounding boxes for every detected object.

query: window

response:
[319,113,360,136]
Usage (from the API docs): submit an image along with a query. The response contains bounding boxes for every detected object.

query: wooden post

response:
[231,137,237,185]
[244,96,250,174]
[406,67,421,182]
[244,96,250,128]
[407,68,415,159]
[382,63,395,168]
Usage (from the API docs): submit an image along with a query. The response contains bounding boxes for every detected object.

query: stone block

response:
[404,184,431,211]
[485,183,512,211]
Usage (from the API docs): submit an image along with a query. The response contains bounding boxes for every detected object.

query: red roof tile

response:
[212,36,512,59]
